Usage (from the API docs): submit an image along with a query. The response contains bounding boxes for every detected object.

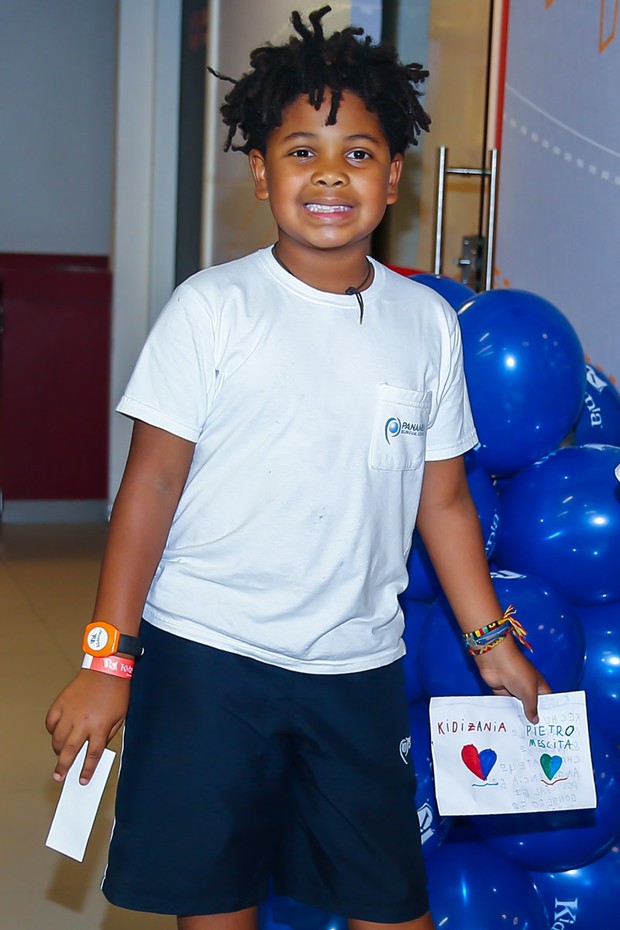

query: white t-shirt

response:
[118,247,477,673]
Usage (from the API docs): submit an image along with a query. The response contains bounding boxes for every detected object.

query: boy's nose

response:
[311,161,347,186]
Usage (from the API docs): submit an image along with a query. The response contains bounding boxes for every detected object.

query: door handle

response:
[433,146,499,292]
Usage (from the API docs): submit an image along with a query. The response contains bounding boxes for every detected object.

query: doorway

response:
[378,0,498,286]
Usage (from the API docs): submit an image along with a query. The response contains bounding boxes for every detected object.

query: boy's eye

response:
[291,148,313,158]
[349,149,371,161]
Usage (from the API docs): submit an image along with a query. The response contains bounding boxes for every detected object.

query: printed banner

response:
[495,2,620,379]
[429,691,596,816]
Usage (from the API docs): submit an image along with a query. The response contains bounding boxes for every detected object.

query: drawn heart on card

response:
[461,744,497,781]
[540,754,563,781]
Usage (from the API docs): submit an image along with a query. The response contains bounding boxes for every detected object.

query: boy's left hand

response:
[473,634,552,723]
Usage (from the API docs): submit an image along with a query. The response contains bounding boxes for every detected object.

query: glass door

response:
[378,0,496,287]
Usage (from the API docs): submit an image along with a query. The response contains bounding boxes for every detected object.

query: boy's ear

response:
[249,149,269,201]
[386,154,404,205]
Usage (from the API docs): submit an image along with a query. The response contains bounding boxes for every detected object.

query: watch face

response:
[86,626,110,652]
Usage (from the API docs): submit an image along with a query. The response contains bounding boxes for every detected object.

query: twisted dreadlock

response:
[209,6,431,157]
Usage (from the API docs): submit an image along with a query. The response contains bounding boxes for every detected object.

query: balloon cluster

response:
[258,279,620,930]
[400,276,620,929]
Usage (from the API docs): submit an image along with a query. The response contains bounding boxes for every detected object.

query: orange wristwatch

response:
[82,621,142,658]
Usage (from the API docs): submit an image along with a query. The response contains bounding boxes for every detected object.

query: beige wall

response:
[384,0,493,275]
[203,1,358,267]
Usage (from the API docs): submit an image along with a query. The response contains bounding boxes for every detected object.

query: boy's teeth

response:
[306,203,349,213]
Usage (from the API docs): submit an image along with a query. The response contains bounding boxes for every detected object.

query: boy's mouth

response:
[305,203,352,214]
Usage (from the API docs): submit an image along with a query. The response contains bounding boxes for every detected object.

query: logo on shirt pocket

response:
[370,384,431,471]
[384,417,426,444]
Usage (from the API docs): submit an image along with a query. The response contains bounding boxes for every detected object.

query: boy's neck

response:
[272,239,374,295]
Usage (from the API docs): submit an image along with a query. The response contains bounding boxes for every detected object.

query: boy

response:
[46,8,549,930]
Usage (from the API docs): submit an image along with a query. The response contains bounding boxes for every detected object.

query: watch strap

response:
[117,632,143,658]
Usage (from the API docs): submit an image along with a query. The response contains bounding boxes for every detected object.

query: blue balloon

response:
[465,456,502,559]
[494,445,620,605]
[458,289,586,477]
[530,844,620,930]
[402,456,501,602]
[401,599,433,704]
[425,839,548,929]
[574,363,620,446]
[419,570,585,697]
[408,702,452,857]
[410,273,475,309]
[490,570,585,692]
[259,895,346,930]
[578,601,620,743]
[476,728,620,872]
[418,595,488,698]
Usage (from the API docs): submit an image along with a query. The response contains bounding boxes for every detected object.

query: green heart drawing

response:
[540,753,563,781]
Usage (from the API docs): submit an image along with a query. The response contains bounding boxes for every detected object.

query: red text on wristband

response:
[82,653,135,679]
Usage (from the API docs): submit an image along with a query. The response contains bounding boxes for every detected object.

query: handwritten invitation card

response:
[429,691,597,816]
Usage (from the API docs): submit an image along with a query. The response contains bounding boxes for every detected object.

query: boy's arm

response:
[415,455,551,723]
[45,420,195,784]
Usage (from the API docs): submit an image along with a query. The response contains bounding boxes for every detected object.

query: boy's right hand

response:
[44,421,196,787]
[45,670,130,785]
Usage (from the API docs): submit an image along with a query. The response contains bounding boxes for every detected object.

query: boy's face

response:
[249,91,403,262]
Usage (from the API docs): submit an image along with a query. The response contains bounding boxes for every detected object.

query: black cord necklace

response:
[271,245,373,324]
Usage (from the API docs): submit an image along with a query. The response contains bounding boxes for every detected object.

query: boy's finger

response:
[526,674,553,724]
[521,683,540,725]
[78,737,108,785]
[53,729,107,785]
[53,733,86,782]
[50,716,73,759]
[52,719,93,781]
[45,704,61,736]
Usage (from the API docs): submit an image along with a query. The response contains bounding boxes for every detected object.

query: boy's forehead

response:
[276,91,387,140]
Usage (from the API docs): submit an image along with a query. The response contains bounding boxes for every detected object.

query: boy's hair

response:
[210,5,431,156]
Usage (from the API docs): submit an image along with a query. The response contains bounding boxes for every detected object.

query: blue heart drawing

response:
[540,754,563,781]
[479,748,498,780]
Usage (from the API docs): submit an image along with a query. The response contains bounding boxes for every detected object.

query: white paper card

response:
[45,744,116,861]
[429,691,597,816]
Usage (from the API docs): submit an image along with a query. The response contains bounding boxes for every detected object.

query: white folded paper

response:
[45,744,116,861]
[429,691,597,816]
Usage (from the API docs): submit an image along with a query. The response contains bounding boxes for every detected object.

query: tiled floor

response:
[0,523,174,930]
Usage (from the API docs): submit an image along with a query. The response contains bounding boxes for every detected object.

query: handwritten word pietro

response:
[527,722,575,750]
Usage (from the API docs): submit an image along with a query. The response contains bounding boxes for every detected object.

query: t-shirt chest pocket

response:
[369,383,432,471]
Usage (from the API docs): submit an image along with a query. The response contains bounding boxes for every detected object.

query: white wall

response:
[109,0,181,502]
[0,0,116,255]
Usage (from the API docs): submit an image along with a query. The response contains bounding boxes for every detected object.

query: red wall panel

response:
[0,254,111,501]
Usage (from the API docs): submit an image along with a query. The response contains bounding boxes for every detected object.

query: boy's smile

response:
[249,91,403,292]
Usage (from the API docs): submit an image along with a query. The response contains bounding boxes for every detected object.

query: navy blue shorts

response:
[102,622,429,921]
